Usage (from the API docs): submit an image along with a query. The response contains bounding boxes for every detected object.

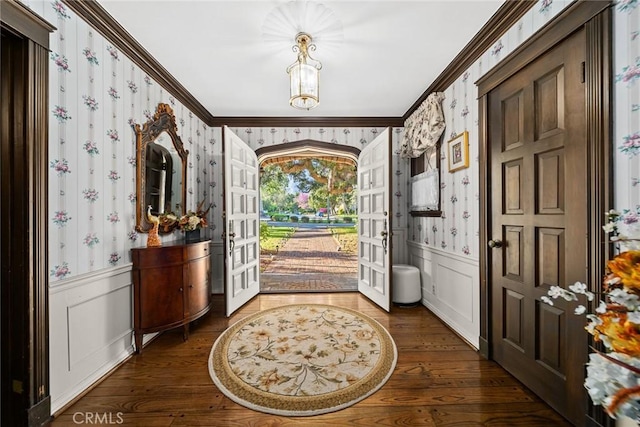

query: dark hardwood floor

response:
[50,293,572,426]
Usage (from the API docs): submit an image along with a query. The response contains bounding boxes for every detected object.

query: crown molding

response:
[402,0,536,122]
[62,0,535,129]
[476,0,611,95]
[1,0,55,47]
[60,0,215,125]
[212,116,403,128]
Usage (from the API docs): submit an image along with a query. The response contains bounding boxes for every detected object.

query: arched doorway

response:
[256,139,360,165]
[256,140,360,293]
[224,126,393,315]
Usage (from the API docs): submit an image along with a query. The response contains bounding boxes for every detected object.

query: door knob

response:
[488,239,503,249]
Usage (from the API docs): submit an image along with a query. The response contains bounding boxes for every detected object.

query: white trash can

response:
[392,264,421,305]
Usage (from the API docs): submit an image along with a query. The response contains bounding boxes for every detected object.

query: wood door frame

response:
[477,1,612,425]
[1,1,54,426]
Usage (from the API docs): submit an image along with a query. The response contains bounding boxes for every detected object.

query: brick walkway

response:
[260,228,358,293]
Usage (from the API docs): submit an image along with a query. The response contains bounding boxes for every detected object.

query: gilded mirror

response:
[134,103,188,232]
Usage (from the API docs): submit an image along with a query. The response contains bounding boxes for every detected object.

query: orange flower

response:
[276,344,290,355]
[345,373,359,384]
[608,385,640,417]
[592,310,640,357]
[258,369,281,391]
[607,250,640,291]
[251,329,271,340]
[355,329,375,341]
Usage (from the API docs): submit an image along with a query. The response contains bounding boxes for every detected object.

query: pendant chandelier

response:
[286,32,322,110]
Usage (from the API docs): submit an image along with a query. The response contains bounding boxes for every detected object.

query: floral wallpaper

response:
[613,0,640,212]
[26,0,222,281]
[408,0,573,259]
[23,0,636,280]
[26,0,409,282]
[233,126,408,228]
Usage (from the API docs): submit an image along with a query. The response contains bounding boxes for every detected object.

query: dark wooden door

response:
[488,28,587,425]
[1,4,54,424]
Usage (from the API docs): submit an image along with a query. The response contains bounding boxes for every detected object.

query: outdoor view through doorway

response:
[224,127,392,314]
[257,144,359,293]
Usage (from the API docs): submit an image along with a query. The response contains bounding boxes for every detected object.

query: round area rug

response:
[208,304,397,416]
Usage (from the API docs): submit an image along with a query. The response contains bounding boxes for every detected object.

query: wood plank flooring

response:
[51,293,573,426]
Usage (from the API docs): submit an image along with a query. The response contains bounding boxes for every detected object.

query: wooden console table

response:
[131,239,211,353]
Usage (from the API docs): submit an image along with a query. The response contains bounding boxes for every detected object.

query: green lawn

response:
[259,225,295,254]
[329,226,358,254]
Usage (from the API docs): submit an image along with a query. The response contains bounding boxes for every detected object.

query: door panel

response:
[224,127,260,316]
[489,29,587,424]
[537,150,565,214]
[357,128,392,312]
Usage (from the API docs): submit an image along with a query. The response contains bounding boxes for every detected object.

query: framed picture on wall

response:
[447,131,469,172]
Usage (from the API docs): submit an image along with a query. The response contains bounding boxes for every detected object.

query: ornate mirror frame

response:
[134,103,188,232]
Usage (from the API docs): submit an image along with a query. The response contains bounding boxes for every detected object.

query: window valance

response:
[400,92,446,159]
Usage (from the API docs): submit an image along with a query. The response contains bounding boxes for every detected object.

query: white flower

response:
[596,301,608,314]
[567,282,595,301]
[569,281,588,293]
[541,296,554,306]
[548,285,564,298]
[188,215,200,228]
[586,314,603,335]
[606,276,622,286]
[547,285,578,302]
[585,352,640,419]
[544,207,640,421]
[627,311,640,325]
[608,288,640,310]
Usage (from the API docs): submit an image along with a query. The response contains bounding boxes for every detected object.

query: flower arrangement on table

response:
[157,212,179,233]
[177,200,212,232]
[543,207,640,421]
[156,200,212,233]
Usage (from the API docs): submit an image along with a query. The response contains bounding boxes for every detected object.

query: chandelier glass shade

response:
[287,33,322,110]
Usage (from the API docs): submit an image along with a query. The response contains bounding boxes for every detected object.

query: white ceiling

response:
[97,1,503,118]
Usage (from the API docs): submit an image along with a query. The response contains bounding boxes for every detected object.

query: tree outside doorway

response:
[259,154,358,293]
[260,158,357,221]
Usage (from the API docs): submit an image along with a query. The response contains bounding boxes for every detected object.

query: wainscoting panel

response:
[50,245,222,413]
[49,266,134,413]
[407,242,479,348]
[67,285,131,369]
[436,263,474,323]
[410,246,434,297]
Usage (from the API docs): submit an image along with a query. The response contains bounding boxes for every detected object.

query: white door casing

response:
[224,126,260,316]
[357,127,392,311]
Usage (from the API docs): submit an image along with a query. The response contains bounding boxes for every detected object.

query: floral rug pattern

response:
[208,304,397,416]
